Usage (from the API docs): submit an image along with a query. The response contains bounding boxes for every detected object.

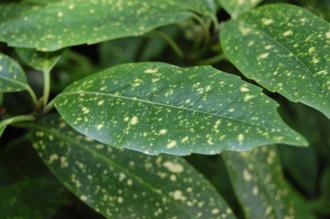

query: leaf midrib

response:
[58,90,298,143]
[31,123,198,219]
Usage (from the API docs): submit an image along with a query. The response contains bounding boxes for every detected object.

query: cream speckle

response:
[262,18,273,25]
[97,100,104,106]
[243,169,252,181]
[259,53,269,59]
[159,129,167,135]
[166,140,177,148]
[130,116,138,125]
[96,124,104,130]
[238,134,244,142]
[240,86,250,92]
[211,208,220,214]
[80,195,88,201]
[163,161,184,173]
[144,68,158,74]
[326,31,330,39]
[283,30,293,36]
[57,11,64,17]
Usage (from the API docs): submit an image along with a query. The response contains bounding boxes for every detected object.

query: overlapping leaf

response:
[0,53,29,93]
[16,48,62,72]
[221,4,330,118]
[223,146,316,219]
[0,0,215,51]
[30,115,235,219]
[54,62,306,155]
[217,0,262,18]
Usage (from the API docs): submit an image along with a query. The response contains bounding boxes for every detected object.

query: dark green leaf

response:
[0,140,68,219]
[0,176,66,219]
[55,62,306,156]
[217,0,262,18]
[30,115,235,219]
[296,0,330,21]
[16,48,62,72]
[0,0,215,51]
[0,53,29,93]
[277,145,318,196]
[223,146,316,219]
[0,120,9,138]
[220,4,330,118]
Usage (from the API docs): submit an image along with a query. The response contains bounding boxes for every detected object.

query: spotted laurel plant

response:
[0,0,329,219]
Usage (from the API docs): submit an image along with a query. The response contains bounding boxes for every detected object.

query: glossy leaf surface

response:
[55,62,306,155]
[223,146,316,219]
[0,0,215,51]
[221,4,330,118]
[16,48,62,72]
[0,53,29,92]
[217,0,262,18]
[30,116,235,219]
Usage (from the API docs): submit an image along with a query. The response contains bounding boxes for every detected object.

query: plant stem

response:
[191,14,210,45]
[42,69,51,107]
[149,31,184,59]
[25,85,38,106]
[5,115,35,125]
[197,53,227,65]
[43,98,56,113]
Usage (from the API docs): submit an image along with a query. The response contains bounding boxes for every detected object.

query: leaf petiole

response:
[42,69,51,107]
[4,115,35,126]
[43,98,55,114]
[25,85,38,107]
[148,30,184,59]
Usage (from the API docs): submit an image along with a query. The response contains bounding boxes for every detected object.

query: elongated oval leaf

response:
[223,146,316,219]
[16,48,62,72]
[0,0,215,51]
[0,53,29,92]
[55,62,306,156]
[220,4,330,118]
[30,116,235,219]
[217,0,262,18]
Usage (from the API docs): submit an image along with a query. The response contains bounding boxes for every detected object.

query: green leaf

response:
[16,48,62,72]
[220,4,330,118]
[55,62,306,156]
[0,115,35,138]
[217,0,262,18]
[297,0,330,21]
[223,146,316,219]
[0,0,215,51]
[0,176,66,219]
[0,53,29,93]
[30,115,235,219]
[0,140,68,219]
[0,120,9,138]
[277,145,318,196]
